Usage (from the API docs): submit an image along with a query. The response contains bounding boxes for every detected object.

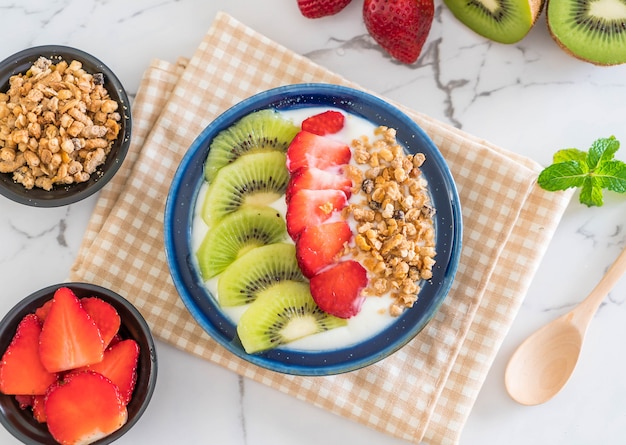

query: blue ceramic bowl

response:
[164,83,462,376]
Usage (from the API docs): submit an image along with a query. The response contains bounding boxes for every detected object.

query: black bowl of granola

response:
[0,45,132,207]
[164,83,463,375]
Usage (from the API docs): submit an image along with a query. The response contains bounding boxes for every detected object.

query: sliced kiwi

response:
[236,280,348,354]
[204,109,300,182]
[201,151,289,225]
[444,0,544,44]
[217,243,306,306]
[196,206,287,280]
[547,0,626,66]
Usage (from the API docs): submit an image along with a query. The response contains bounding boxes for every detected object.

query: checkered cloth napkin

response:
[70,12,572,444]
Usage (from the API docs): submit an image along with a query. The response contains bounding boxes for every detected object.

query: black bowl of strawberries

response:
[0,283,157,445]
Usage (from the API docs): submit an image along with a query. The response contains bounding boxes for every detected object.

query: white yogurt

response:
[191,107,401,351]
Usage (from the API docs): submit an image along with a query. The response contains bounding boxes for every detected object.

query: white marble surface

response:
[2,1,626,444]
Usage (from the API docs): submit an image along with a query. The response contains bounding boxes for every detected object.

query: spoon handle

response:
[573,245,626,326]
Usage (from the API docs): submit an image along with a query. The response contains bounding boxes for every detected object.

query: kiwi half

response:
[547,0,626,65]
[201,151,289,225]
[204,109,300,182]
[444,0,544,43]
[217,243,306,306]
[236,280,348,354]
[196,206,287,280]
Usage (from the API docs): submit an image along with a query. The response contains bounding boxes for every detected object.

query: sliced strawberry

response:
[34,299,53,322]
[78,339,139,405]
[14,394,34,410]
[0,314,57,395]
[286,189,348,240]
[301,110,345,135]
[45,371,127,445]
[296,221,353,278]
[32,394,46,423]
[297,0,352,18]
[81,297,121,348]
[309,260,368,318]
[286,131,351,173]
[286,167,352,203]
[39,287,104,373]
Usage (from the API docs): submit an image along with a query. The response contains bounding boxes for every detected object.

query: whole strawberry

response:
[363,0,434,64]
[298,0,353,18]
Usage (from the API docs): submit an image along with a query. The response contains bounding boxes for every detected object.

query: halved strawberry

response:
[34,299,53,322]
[0,314,57,395]
[78,339,139,405]
[309,260,368,318]
[39,287,105,373]
[296,221,352,278]
[286,131,351,173]
[45,371,127,445]
[301,110,345,135]
[286,189,348,240]
[32,394,46,423]
[297,0,353,18]
[286,167,352,203]
[81,297,121,348]
[14,394,34,410]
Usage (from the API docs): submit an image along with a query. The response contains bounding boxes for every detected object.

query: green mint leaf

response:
[538,136,625,207]
[587,136,619,169]
[553,148,587,164]
[594,159,626,192]
[537,161,587,191]
[579,176,604,207]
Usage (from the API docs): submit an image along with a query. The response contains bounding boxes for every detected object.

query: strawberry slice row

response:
[285,111,369,319]
[0,287,139,445]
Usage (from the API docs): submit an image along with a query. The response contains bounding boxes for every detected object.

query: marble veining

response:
[2,1,626,444]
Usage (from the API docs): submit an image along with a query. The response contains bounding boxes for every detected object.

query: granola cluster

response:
[0,56,122,190]
[343,126,436,316]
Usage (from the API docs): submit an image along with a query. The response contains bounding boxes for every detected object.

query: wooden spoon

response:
[505,245,626,406]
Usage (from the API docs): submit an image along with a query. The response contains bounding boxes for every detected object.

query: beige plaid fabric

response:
[70,12,572,445]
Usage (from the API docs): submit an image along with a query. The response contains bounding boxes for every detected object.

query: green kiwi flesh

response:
[201,151,289,225]
[204,109,300,182]
[236,280,348,354]
[217,243,306,306]
[547,0,626,65]
[196,206,287,279]
[444,0,543,43]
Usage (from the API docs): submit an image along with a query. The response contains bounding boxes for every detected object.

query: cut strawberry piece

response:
[297,0,352,18]
[296,221,353,278]
[81,297,121,348]
[39,287,105,373]
[0,314,57,395]
[286,167,352,203]
[286,189,348,240]
[14,394,34,410]
[32,394,46,423]
[78,339,139,405]
[301,110,345,135]
[34,299,53,322]
[45,371,127,445]
[286,131,351,173]
[309,260,368,318]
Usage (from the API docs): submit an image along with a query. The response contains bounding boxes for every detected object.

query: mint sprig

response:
[538,136,626,207]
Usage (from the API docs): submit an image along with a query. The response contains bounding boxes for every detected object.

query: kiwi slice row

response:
[196,109,347,354]
[237,280,347,354]
[196,206,286,279]
[444,0,626,65]
[217,243,306,306]
[204,109,300,182]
